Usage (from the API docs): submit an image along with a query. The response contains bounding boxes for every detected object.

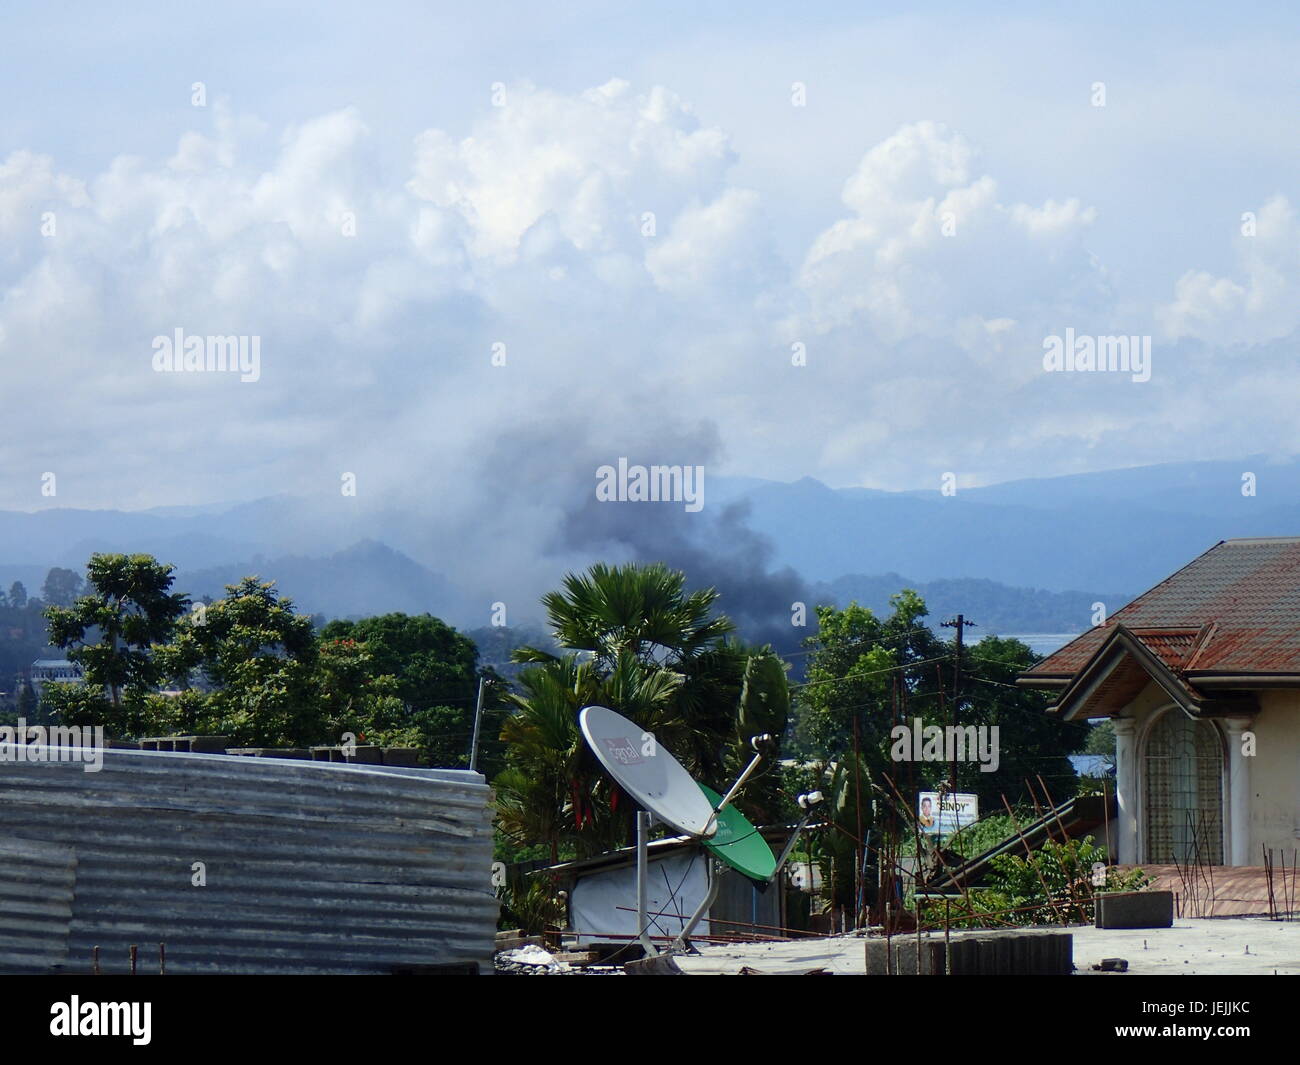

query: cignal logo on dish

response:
[602,737,642,766]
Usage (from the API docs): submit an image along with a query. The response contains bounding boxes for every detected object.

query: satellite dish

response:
[697,783,777,883]
[579,705,716,838]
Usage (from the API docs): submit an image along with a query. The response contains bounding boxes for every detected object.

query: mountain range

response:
[3,454,1295,640]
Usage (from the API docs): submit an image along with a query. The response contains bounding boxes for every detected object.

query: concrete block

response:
[865,937,931,974]
[867,929,1072,975]
[923,941,947,975]
[1047,932,1073,974]
[949,937,979,974]
[226,747,311,759]
[985,935,1012,975]
[1008,933,1030,973]
[1095,891,1173,929]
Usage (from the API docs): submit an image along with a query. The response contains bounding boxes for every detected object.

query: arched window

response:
[1143,709,1223,864]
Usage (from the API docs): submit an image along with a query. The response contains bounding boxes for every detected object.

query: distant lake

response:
[984,633,1079,657]
[1070,754,1113,778]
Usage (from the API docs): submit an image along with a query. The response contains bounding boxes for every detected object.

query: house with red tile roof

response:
[1019,538,1300,868]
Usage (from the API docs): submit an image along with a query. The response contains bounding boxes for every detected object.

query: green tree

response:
[791,593,1089,925]
[1084,719,1116,770]
[794,595,1087,809]
[318,613,486,767]
[538,562,735,666]
[41,567,83,608]
[957,635,1089,807]
[794,592,942,774]
[16,681,38,723]
[44,554,189,733]
[192,577,320,746]
[8,582,27,609]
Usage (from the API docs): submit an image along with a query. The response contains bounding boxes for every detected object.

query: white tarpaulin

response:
[569,851,710,945]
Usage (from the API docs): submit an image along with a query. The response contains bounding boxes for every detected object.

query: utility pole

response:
[468,676,487,773]
[940,614,975,795]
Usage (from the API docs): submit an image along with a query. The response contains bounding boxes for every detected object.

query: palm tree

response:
[536,562,734,667]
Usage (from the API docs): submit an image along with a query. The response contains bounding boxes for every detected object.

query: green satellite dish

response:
[698,783,777,883]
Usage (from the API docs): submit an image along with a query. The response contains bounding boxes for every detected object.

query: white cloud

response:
[0,84,1292,519]
[1159,195,1300,346]
[798,121,1105,347]
[407,79,735,265]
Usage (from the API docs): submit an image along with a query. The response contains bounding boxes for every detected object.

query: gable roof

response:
[1033,622,1258,720]
[1021,538,1300,697]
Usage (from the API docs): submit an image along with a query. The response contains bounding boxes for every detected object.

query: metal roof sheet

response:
[0,748,497,974]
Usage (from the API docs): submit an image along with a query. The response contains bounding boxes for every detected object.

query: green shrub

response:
[918,836,1152,928]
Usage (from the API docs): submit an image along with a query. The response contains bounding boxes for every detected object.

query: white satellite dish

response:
[578,704,810,958]
[579,705,716,839]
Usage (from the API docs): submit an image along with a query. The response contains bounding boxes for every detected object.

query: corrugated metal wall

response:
[0,837,77,971]
[0,748,498,974]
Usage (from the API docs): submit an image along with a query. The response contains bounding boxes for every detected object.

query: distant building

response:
[30,659,84,696]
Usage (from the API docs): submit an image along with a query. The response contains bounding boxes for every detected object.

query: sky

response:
[1,1,1298,515]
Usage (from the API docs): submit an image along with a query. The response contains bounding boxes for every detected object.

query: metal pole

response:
[468,677,486,772]
[636,810,658,957]
[706,744,767,833]
[772,813,814,881]
[671,860,722,953]
[945,897,952,975]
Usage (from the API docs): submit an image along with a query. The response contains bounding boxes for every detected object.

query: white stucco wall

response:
[1248,689,1300,859]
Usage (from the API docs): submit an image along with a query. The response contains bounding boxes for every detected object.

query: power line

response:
[774,625,939,661]
[785,653,952,694]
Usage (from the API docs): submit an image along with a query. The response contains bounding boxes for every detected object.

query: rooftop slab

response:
[670,918,1300,975]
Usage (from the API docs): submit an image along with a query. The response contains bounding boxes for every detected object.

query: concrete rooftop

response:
[671,917,1300,975]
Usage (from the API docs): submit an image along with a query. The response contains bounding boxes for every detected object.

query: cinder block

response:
[1095,891,1173,929]
[867,930,1071,975]
[226,747,311,759]
[949,937,978,974]
[865,937,929,974]
[1008,933,1029,973]
[1026,933,1050,973]
[350,745,383,764]
[313,745,385,764]
[1052,933,1074,974]
[923,941,947,975]
[985,935,1011,975]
